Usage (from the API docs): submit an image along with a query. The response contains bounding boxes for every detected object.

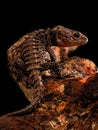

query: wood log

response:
[0,55,98,129]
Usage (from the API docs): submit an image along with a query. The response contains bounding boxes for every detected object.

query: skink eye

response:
[73,32,81,38]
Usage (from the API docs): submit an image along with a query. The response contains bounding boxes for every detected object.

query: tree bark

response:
[0,56,98,130]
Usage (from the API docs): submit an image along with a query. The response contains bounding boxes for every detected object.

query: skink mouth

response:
[83,35,88,43]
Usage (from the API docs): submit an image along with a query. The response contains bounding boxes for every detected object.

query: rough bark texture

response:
[0,56,98,130]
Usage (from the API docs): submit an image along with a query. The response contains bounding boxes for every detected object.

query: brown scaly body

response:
[6,25,88,116]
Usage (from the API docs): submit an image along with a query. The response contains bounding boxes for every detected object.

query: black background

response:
[0,1,97,116]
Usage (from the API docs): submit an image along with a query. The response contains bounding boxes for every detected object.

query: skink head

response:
[52,25,88,47]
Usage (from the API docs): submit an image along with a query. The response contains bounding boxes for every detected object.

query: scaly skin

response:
[6,25,88,116]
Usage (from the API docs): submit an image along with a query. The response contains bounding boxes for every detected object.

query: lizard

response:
[6,25,88,116]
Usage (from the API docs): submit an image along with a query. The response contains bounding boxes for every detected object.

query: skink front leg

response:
[40,61,66,78]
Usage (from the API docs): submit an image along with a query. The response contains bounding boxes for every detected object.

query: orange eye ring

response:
[72,31,82,39]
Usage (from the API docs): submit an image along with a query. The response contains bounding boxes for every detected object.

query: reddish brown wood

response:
[0,59,98,129]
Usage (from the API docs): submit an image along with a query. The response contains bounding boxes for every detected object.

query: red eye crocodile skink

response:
[6,25,88,116]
